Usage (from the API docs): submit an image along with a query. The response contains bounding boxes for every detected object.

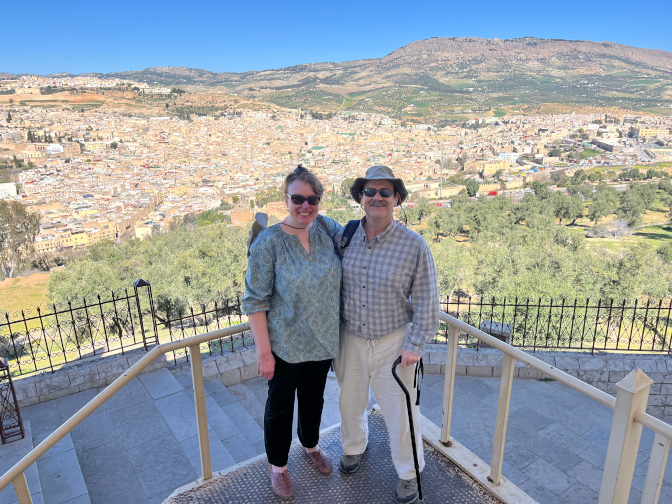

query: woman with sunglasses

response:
[242,165,342,499]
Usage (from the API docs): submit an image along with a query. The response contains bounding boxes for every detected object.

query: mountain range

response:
[5,37,672,121]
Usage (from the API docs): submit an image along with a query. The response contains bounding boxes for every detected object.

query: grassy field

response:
[628,79,663,85]
[581,148,602,159]
[0,273,49,315]
[633,224,672,243]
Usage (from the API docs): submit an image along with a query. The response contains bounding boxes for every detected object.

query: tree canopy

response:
[0,201,40,279]
[465,180,480,197]
[340,178,355,199]
[255,186,284,208]
[47,224,249,323]
[45,178,672,320]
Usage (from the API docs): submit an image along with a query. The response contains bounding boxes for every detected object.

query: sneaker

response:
[395,478,418,504]
[339,452,364,474]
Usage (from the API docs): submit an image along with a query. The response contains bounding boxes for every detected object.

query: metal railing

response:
[161,297,252,366]
[438,311,672,504]
[3,289,669,379]
[0,320,251,503]
[0,358,23,444]
[436,296,672,354]
[1,311,671,503]
[0,287,151,377]
[0,281,251,377]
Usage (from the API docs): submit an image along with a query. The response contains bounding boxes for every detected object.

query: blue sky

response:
[4,0,671,75]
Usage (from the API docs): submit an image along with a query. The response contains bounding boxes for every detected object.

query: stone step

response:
[226,383,266,429]
[202,377,237,407]
[180,430,236,475]
[169,370,262,466]
[0,422,89,504]
[0,421,43,504]
[219,401,264,446]
[34,432,89,504]
[138,368,184,400]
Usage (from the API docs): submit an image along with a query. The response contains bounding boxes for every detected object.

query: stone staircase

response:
[10,361,672,504]
[11,364,344,504]
[0,421,90,504]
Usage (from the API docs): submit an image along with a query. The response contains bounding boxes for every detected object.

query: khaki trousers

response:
[334,325,424,480]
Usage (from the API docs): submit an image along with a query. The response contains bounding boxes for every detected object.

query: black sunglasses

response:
[289,194,321,206]
[362,188,395,198]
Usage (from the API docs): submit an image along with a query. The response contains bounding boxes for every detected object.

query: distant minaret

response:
[326,124,329,133]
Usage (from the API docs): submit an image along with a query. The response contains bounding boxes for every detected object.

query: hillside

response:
[8,36,672,121]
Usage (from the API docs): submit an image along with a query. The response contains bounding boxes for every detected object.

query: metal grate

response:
[166,409,501,504]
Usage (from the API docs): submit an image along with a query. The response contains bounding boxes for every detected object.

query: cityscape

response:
[0,71,671,254]
[2,14,672,503]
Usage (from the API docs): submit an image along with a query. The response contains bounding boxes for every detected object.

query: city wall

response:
[11,344,672,422]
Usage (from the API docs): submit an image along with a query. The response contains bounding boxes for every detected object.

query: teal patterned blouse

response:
[242,217,343,363]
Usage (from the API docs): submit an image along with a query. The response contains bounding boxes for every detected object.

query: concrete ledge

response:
[422,344,672,421]
[166,346,257,387]
[15,347,168,408]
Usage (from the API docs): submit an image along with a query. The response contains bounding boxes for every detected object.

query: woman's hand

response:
[249,311,274,379]
[257,351,276,380]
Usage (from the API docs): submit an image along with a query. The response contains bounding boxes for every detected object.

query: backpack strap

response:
[315,214,330,235]
[246,213,268,258]
[338,219,360,258]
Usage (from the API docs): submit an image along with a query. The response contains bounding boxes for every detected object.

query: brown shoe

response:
[270,465,294,499]
[305,446,333,474]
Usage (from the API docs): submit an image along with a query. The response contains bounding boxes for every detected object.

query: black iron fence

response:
[2,283,671,378]
[161,296,253,366]
[435,296,672,354]
[0,358,23,444]
[0,280,252,377]
[0,283,154,377]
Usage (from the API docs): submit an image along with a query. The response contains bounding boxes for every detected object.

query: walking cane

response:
[392,356,425,504]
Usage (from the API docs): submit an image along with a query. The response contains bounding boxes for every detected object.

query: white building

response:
[0,183,18,199]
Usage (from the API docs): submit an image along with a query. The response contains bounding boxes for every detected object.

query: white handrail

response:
[439,310,672,504]
[634,409,672,441]
[4,310,671,503]
[440,311,672,440]
[0,322,250,493]
[439,312,617,409]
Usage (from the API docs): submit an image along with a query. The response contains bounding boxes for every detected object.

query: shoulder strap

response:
[315,214,330,235]
[339,219,360,253]
[247,213,269,258]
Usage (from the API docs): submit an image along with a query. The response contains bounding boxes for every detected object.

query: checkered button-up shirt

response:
[338,219,439,355]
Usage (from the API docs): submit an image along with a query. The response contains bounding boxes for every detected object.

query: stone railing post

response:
[598,369,653,504]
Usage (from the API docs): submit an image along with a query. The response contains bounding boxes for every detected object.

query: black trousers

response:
[264,353,332,467]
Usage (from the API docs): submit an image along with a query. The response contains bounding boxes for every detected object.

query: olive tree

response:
[0,201,40,278]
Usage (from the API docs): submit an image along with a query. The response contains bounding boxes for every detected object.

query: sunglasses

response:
[362,188,395,198]
[289,194,321,206]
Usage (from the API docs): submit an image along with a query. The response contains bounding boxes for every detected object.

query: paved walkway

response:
[15,367,672,504]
